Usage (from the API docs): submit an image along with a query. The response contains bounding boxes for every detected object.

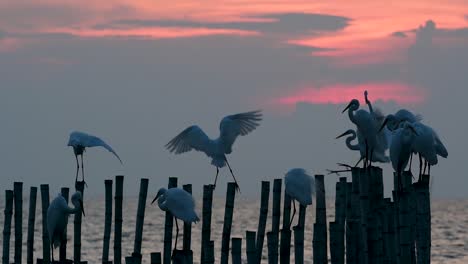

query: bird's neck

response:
[346,133,360,151]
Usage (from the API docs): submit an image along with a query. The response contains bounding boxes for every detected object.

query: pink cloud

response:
[275,82,426,105]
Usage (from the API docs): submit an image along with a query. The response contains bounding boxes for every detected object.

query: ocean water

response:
[0,196,467,263]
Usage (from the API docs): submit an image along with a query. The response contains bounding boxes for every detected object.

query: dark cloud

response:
[391,31,407,38]
[94,13,350,36]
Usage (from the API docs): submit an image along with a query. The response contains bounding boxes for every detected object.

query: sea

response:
[0,196,467,263]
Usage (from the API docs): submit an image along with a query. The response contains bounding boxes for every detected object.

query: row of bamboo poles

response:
[2,168,431,264]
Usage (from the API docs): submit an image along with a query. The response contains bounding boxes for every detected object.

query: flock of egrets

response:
[46,91,447,260]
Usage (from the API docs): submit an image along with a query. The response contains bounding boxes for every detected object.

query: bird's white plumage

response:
[47,192,83,251]
[389,122,417,174]
[67,131,122,163]
[166,110,262,168]
[284,168,315,206]
[154,188,200,223]
[337,129,389,163]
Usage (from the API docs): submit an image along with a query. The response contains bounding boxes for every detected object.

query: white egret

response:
[364,91,391,157]
[67,131,122,184]
[336,129,389,167]
[47,191,85,262]
[284,168,315,227]
[151,187,199,254]
[166,110,262,191]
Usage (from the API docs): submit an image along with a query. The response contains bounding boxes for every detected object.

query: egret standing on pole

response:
[284,168,315,227]
[165,110,262,191]
[47,191,85,262]
[67,131,122,185]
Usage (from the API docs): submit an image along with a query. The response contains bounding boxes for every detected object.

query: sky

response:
[0,0,467,198]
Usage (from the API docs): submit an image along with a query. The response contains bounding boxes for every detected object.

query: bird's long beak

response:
[342,102,352,113]
[336,131,350,139]
[151,193,161,205]
[79,199,85,217]
[379,118,389,132]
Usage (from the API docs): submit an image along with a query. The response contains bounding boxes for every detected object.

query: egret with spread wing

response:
[47,191,85,262]
[166,110,262,191]
[67,131,122,185]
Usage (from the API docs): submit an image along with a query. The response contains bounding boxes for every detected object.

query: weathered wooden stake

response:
[293,226,304,264]
[182,184,193,253]
[272,179,282,233]
[59,187,70,262]
[329,222,338,264]
[345,182,357,264]
[231,238,242,264]
[27,187,37,264]
[335,177,346,264]
[130,178,149,264]
[221,182,237,264]
[200,184,214,264]
[312,174,327,264]
[255,181,270,263]
[267,232,279,264]
[74,181,86,263]
[164,177,178,264]
[14,182,23,264]
[40,184,51,263]
[246,231,257,264]
[279,191,292,264]
[203,241,215,264]
[415,174,431,264]
[114,176,124,264]
[2,190,14,264]
[357,169,369,264]
[150,253,161,264]
[103,180,113,264]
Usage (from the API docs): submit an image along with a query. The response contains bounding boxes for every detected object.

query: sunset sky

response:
[1,0,467,197]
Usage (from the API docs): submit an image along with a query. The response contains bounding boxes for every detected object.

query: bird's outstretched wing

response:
[68,131,122,163]
[219,110,262,154]
[165,125,212,155]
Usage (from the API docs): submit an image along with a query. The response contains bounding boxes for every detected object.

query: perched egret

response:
[47,191,85,262]
[336,129,389,167]
[364,91,391,157]
[284,168,315,227]
[384,122,418,190]
[166,110,262,191]
[151,187,199,254]
[67,131,122,184]
[342,99,379,168]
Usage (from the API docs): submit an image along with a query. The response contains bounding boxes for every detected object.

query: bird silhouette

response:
[166,110,262,191]
[47,191,85,262]
[284,168,315,227]
[152,187,199,256]
[67,131,122,185]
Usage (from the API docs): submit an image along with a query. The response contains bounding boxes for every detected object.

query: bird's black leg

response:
[354,156,364,168]
[172,218,179,259]
[428,164,431,176]
[75,154,80,184]
[365,140,369,169]
[51,244,54,263]
[423,160,427,177]
[81,155,88,188]
[224,157,241,193]
[419,153,423,182]
[368,148,374,169]
[213,167,219,189]
[289,200,296,228]
[409,154,413,171]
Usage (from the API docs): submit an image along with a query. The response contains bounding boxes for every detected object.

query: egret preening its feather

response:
[151,187,199,255]
[67,131,122,185]
[284,168,315,227]
[166,110,263,191]
[47,191,85,262]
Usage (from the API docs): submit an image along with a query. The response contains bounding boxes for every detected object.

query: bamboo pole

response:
[103,180,113,264]
[14,182,23,264]
[182,184,193,253]
[335,177,346,264]
[40,184,51,263]
[313,174,327,264]
[114,175,124,264]
[293,226,304,264]
[133,178,149,262]
[221,182,237,264]
[231,238,242,264]
[279,191,292,264]
[2,190,14,264]
[272,179,282,233]
[74,181,86,263]
[26,187,37,264]
[164,177,178,264]
[329,222,338,264]
[203,241,215,264]
[246,231,257,264]
[267,232,278,264]
[397,189,411,264]
[150,253,161,264]
[200,184,214,264]
[255,181,270,263]
[60,187,70,262]
[345,182,357,264]
[357,169,369,264]
[415,174,431,264]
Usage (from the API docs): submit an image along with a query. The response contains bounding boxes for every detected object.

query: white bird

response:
[47,191,85,262]
[336,129,389,167]
[67,131,122,184]
[385,122,418,189]
[284,168,315,227]
[151,187,199,254]
[166,110,262,191]
[381,109,422,131]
